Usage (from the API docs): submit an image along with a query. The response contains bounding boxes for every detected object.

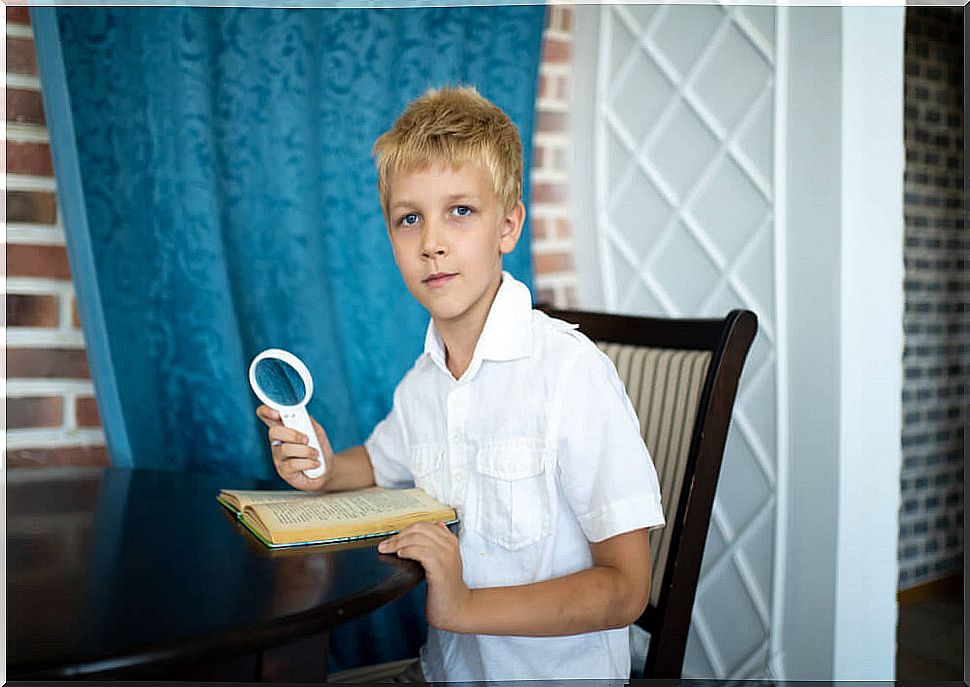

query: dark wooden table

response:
[7,466,424,680]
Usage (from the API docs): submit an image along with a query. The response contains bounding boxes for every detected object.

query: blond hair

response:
[372,86,523,218]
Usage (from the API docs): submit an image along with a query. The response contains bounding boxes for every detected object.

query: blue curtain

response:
[37,5,545,670]
[46,5,542,479]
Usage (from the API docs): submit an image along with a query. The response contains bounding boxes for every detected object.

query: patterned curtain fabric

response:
[51,7,544,669]
[54,6,543,480]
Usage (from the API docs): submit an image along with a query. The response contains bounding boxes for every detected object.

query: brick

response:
[8,396,63,428]
[534,252,574,275]
[72,297,82,327]
[532,145,544,169]
[541,36,571,64]
[7,293,59,327]
[536,111,568,134]
[531,216,547,240]
[537,73,551,99]
[8,244,72,279]
[7,88,46,126]
[7,37,38,76]
[555,75,570,101]
[76,396,102,428]
[558,6,573,32]
[555,217,572,239]
[6,7,31,24]
[531,181,568,205]
[7,445,110,468]
[7,141,53,177]
[546,5,572,33]
[7,347,90,379]
[7,191,58,224]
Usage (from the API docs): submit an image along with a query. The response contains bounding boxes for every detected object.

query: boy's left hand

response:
[378,521,471,631]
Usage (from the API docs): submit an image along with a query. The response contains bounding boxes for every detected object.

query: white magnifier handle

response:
[279,406,326,479]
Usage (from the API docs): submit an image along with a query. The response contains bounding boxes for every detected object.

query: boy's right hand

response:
[256,404,334,492]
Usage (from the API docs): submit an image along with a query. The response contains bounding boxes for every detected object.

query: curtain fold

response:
[38,5,545,669]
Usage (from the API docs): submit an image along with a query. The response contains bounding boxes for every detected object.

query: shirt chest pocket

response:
[475,439,551,550]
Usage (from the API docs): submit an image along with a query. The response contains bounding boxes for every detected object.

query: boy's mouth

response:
[423,272,458,287]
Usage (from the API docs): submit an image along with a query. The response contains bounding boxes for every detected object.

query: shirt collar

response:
[423,271,534,373]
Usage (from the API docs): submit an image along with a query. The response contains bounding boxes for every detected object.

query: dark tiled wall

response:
[900,7,965,590]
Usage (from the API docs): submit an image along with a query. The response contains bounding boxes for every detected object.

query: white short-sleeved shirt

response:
[364,272,665,682]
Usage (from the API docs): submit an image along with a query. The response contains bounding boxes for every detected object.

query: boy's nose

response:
[420,223,447,258]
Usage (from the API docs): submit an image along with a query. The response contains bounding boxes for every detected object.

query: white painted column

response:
[833,6,904,679]
[782,6,904,680]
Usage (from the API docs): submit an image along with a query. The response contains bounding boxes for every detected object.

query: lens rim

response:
[248,348,314,410]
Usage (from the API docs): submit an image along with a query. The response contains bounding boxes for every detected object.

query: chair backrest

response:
[541,307,757,678]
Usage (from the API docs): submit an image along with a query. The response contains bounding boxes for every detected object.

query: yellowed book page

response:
[218,489,313,512]
[245,487,455,545]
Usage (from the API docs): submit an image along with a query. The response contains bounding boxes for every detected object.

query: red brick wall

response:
[531,5,578,308]
[6,8,108,468]
[4,6,578,469]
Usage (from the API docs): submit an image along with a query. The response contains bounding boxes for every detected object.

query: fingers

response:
[388,544,439,568]
[275,455,324,485]
[268,425,313,446]
[264,414,329,458]
[380,538,443,572]
[259,408,331,488]
[268,425,323,480]
[379,521,456,554]
[378,523,462,594]
[273,442,319,466]
[256,405,282,427]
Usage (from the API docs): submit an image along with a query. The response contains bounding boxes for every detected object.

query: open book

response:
[217,486,458,549]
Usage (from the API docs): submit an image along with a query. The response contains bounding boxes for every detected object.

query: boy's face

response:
[386,160,524,332]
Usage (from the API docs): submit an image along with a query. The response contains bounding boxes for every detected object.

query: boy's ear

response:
[499,200,526,255]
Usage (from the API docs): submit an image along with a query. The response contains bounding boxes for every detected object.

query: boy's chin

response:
[425,299,480,327]
[427,304,467,324]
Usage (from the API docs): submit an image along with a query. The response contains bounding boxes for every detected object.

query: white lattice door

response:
[573,4,785,679]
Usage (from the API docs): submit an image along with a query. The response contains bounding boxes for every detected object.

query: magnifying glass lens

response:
[254,358,307,406]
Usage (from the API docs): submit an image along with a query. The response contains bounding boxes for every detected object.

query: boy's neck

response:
[435,274,503,381]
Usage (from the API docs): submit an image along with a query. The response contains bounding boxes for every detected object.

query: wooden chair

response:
[541,307,758,678]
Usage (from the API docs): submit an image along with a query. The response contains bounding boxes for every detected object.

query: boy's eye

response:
[450,206,472,218]
[399,213,420,227]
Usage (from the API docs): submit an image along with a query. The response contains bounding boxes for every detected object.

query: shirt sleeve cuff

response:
[577,493,666,543]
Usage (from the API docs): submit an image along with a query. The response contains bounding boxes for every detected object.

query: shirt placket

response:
[446,382,471,506]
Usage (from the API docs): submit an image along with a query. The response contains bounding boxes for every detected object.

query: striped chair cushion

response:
[596,342,713,608]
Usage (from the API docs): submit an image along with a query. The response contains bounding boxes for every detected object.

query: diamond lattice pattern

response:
[596,4,778,678]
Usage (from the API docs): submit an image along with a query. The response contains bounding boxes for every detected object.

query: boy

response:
[257,87,665,682]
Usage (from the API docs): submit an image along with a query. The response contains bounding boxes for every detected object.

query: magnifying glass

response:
[249,349,326,479]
